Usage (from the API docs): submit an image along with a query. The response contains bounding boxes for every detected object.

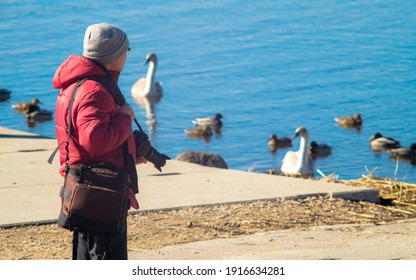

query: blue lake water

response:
[1,0,415,182]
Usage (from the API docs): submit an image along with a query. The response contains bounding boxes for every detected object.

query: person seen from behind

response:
[52,23,147,260]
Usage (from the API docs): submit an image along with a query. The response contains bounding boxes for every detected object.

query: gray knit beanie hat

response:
[83,23,129,65]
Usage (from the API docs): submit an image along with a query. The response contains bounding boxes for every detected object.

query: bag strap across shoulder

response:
[47,78,88,165]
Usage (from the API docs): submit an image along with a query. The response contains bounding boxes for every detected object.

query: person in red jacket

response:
[52,23,146,260]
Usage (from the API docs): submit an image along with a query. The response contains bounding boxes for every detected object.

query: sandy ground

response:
[1,195,414,260]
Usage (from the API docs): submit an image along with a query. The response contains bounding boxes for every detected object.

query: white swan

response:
[131,52,163,99]
[280,127,314,178]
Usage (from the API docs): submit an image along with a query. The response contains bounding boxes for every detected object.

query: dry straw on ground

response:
[318,167,416,213]
[340,175,416,214]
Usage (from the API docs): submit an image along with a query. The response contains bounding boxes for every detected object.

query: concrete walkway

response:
[0,126,378,227]
[129,219,416,260]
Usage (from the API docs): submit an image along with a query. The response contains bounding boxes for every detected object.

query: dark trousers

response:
[74,223,128,260]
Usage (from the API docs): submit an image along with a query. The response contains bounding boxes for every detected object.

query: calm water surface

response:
[1,0,415,182]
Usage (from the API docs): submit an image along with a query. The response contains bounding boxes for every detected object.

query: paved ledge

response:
[0,126,379,227]
[129,219,416,260]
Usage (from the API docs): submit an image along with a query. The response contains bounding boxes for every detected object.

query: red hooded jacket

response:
[52,55,136,178]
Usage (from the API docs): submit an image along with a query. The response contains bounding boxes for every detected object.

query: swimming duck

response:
[192,113,223,133]
[131,52,163,99]
[335,113,362,127]
[369,132,401,151]
[268,134,292,148]
[185,125,213,137]
[280,127,314,178]
[308,141,332,158]
[388,143,416,161]
[12,98,42,113]
[25,109,53,122]
[185,125,213,140]
[0,89,11,101]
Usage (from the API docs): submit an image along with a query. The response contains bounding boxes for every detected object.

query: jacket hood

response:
[52,55,106,90]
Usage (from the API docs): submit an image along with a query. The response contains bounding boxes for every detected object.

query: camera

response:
[133,129,170,171]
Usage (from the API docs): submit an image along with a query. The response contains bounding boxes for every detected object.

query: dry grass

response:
[317,167,416,213]
[341,177,416,214]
